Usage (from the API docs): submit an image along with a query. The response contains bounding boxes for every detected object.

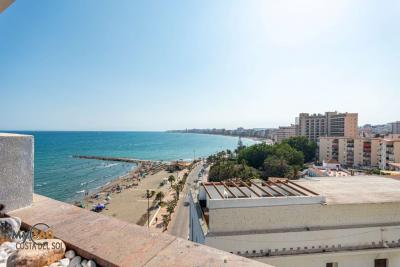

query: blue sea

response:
[10,131,255,202]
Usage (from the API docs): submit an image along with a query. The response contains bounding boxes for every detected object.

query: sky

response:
[0,0,399,131]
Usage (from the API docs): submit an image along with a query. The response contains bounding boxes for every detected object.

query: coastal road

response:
[168,162,203,239]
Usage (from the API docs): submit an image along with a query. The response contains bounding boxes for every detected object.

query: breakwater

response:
[72,155,156,164]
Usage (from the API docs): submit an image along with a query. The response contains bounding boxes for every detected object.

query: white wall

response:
[208,202,400,233]
[260,248,400,267]
[189,192,206,244]
[205,225,400,255]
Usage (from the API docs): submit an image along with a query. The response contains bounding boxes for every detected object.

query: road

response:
[168,162,203,239]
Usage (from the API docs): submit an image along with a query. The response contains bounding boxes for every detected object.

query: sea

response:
[9,131,255,202]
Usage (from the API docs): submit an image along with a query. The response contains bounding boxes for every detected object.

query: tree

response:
[162,214,170,231]
[237,143,273,169]
[166,200,176,215]
[178,180,185,191]
[283,136,317,163]
[168,175,175,185]
[263,155,293,179]
[208,160,260,182]
[172,184,181,200]
[272,143,304,167]
[155,191,165,204]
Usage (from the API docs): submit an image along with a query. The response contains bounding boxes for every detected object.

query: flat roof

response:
[200,180,327,208]
[202,180,319,200]
[296,175,400,205]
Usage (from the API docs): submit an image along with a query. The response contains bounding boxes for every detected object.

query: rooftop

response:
[296,175,400,205]
[200,179,326,209]
[9,194,270,267]
[202,179,319,200]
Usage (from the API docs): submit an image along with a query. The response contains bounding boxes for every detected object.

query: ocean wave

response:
[80,179,96,186]
[76,190,85,194]
[98,163,119,169]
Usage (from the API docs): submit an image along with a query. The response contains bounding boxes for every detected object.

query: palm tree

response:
[168,175,175,185]
[178,180,185,191]
[155,191,165,204]
[292,166,300,180]
[162,214,170,231]
[172,184,180,200]
[166,200,175,215]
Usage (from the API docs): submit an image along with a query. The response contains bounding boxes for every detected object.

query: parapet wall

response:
[0,133,34,212]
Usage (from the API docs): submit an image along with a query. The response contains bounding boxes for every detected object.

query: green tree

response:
[237,143,273,169]
[208,160,260,182]
[166,200,176,215]
[155,191,165,204]
[162,214,170,231]
[263,155,293,179]
[283,136,317,163]
[168,175,175,185]
[272,143,304,166]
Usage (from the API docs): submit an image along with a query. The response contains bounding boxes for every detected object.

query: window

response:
[375,259,387,267]
[326,263,338,267]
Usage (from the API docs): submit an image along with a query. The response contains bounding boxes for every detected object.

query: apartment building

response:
[388,121,400,134]
[189,177,400,267]
[319,136,400,169]
[380,137,400,170]
[298,112,358,142]
[274,125,297,143]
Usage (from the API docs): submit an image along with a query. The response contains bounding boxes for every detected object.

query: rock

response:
[49,263,62,267]
[14,239,66,267]
[65,250,76,260]
[59,257,70,267]
[0,241,17,267]
[86,260,96,267]
[80,259,87,267]
[0,217,21,243]
[0,242,17,252]
[68,256,81,267]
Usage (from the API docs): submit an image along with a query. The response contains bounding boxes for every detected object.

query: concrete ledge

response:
[9,194,270,267]
[0,133,34,212]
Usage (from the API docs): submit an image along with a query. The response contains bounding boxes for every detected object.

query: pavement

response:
[167,162,203,239]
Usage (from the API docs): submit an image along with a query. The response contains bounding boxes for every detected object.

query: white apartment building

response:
[189,177,400,267]
[319,136,400,169]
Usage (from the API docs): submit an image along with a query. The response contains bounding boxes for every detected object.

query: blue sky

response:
[1,0,399,130]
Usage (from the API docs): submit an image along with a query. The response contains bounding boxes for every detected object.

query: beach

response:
[81,160,189,225]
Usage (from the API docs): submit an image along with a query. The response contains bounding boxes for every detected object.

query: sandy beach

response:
[81,161,188,225]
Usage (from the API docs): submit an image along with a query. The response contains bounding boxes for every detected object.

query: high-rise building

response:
[388,121,400,134]
[298,112,358,142]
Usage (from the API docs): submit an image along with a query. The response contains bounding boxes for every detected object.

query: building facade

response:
[298,112,358,142]
[189,177,400,267]
[388,121,400,134]
[319,136,400,169]
[274,125,297,143]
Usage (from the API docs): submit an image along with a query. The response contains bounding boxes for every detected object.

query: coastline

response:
[77,159,188,225]
[166,131,268,143]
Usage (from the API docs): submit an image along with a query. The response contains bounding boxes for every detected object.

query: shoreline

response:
[76,159,191,225]
[166,131,270,143]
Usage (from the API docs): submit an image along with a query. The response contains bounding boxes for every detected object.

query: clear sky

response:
[1,0,399,131]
